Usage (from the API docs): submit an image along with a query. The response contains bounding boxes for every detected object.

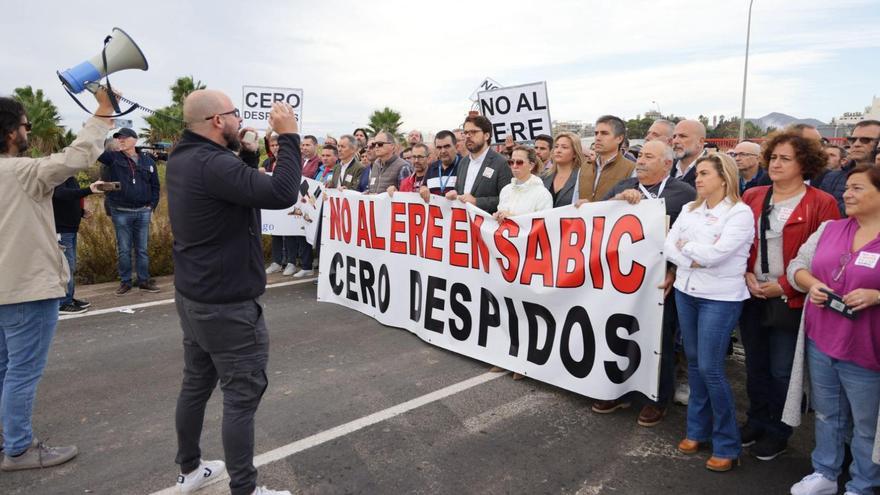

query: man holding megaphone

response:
[166,90,301,495]
[0,88,115,471]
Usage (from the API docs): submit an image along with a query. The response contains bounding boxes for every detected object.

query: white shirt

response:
[497,175,553,215]
[673,149,706,181]
[664,198,755,301]
[463,147,489,194]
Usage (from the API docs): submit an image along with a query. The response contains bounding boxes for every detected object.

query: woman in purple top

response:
[786,165,880,495]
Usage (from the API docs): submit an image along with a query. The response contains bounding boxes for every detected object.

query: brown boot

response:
[637,404,667,427]
[591,399,631,414]
[677,438,700,455]
[705,456,738,472]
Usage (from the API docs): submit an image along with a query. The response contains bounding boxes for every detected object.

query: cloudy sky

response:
[6,0,879,138]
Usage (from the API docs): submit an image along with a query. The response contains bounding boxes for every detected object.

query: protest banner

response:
[261,177,323,244]
[478,81,551,145]
[317,191,665,400]
[242,85,303,130]
[469,77,502,102]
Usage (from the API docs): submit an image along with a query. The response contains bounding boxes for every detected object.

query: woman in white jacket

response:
[664,153,755,472]
[494,146,553,222]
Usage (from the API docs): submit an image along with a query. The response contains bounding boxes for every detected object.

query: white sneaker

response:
[177,459,226,493]
[293,269,314,279]
[282,263,298,276]
[253,486,292,495]
[673,381,690,406]
[265,263,283,275]
[790,472,837,495]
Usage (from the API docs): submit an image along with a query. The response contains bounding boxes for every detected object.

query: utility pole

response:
[738,0,755,141]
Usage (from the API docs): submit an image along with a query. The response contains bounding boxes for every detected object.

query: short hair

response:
[689,153,741,210]
[847,164,880,191]
[434,130,457,144]
[402,146,413,155]
[855,119,880,129]
[652,119,675,133]
[376,130,396,144]
[412,143,429,155]
[825,144,846,159]
[322,144,338,155]
[463,115,492,135]
[0,96,26,154]
[339,134,357,147]
[761,130,827,181]
[534,134,553,147]
[511,145,541,174]
[595,115,627,139]
[303,135,318,145]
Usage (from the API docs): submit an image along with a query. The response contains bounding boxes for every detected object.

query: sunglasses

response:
[507,159,529,166]
[369,141,391,149]
[204,108,240,120]
[20,122,32,132]
[729,152,758,158]
[846,136,877,144]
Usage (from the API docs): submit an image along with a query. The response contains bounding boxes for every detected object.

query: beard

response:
[14,132,29,156]
[222,124,241,153]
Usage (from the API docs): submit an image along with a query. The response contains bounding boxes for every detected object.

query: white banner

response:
[317,191,666,400]
[242,86,303,131]
[261,177,323,244]
[478,81,551,145]
[469,77,502,102]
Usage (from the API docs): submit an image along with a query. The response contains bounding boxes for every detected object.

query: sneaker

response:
[637,404,667,427]
[1,439,77,471]
[59,303,87,315]
[177,459,226,493]
[253,487,292,495]
[751,435,787,461]
[591,399,631,414]
[673,382,690,406]
[115,283,132,296]
[790,472,837,495]
[72,298,91,309]
[282,263,298,276]
[138,280,161,293]
[292,269,314,279]
[265,262,283,274]
[739,423,763,447]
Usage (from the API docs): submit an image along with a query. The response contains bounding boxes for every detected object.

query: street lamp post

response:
[738,0,755,141]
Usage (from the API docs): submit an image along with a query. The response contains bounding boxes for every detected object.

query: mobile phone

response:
[243,131,258,146]
[97,182,121,192]
[819,288,858,320]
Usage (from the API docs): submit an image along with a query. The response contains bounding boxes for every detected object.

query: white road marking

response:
[58,278,316,321]
[149,371,505,495]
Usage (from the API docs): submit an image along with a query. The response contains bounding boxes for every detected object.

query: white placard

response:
[261,177,323,244]
[242,86,303,131]
[478,81,552,145]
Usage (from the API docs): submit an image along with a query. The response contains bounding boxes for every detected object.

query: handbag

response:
[758,188,801,331]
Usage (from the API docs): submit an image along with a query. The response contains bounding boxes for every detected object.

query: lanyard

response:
[125,154,138,184]
[436,156,459,191]
[638,177,668,199]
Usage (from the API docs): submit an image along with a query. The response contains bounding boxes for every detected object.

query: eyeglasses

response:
[832,253,852,282]
[411,155,429,160]
[204,108,240,120]
[369,142,391,149]
[846,136,877,144]
[462,129,482,137]
[20,122,32,132]
[729,152,757,158]
[507,159,529,166]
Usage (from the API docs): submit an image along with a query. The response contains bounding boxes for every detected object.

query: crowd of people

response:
[1,84,879,495]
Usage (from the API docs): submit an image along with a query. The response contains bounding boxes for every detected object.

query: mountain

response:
[748,112,826,132]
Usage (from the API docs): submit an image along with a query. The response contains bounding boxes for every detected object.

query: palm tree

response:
[13,86,65,154]
[170,76,206,106]
[367,107,404,141]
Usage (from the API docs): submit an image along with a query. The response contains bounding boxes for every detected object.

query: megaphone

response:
[57,27,148,94]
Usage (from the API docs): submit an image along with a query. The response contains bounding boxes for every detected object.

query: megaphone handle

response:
[99,35,123,114]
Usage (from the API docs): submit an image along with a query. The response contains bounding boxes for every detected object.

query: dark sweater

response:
[52,176,92,233]
[166,131,302,304]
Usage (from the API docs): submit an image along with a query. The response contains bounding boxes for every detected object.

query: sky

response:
[5,0,880,139]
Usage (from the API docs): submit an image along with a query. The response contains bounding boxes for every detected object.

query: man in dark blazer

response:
[447,114,512,214]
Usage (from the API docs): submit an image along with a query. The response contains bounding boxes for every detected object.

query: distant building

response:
[832,96,880,125]
[644,109,662,120]
[552,120,594,137]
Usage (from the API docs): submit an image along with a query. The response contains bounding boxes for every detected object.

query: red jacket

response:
[742,185,840,308]
[301,155,321,180]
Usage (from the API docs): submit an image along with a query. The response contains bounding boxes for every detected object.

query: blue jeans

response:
[675,290,743,459]
[293,236,314,270]
[739,297,800,441]
[58,233,78,305]
[111,207,151,285]
[807,339,880,495]
[0,298,61,455]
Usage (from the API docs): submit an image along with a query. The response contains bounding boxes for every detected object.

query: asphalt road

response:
[0,277,841,495]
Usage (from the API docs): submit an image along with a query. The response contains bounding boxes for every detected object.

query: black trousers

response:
[174,291,269,495]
